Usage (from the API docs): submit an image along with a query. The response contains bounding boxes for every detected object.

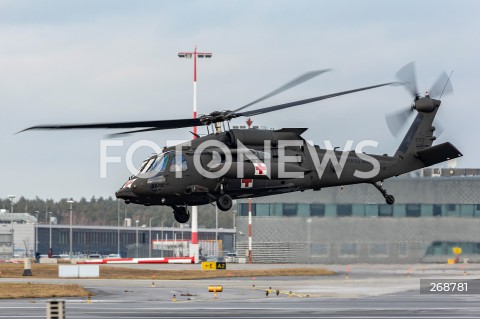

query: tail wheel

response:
[386,195,395,205]
[216,194,233,211]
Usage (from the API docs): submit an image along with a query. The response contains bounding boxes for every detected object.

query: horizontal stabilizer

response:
[416,142,463,166]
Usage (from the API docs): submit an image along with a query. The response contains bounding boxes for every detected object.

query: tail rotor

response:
[385,62,453,137]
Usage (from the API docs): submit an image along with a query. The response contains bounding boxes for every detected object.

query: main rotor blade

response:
[396,61,418,98]
[106,127,167,137]
[19,118,202,133]
[237,82,396,118]
[429,71,453,99]
[385,107,414,137]
[233,69,331,113]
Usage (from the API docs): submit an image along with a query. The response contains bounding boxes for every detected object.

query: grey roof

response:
[0,212,37,224]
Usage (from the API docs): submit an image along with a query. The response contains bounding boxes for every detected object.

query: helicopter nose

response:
[116,178,140,203]
[115,187,138,203]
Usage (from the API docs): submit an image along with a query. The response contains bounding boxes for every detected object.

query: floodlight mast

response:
[177,46,212,136]
[178,46,212,263]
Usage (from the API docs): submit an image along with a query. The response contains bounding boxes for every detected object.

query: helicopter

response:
[21,62,462,223]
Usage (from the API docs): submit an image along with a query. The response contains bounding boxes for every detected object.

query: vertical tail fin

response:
[394,108,438,157]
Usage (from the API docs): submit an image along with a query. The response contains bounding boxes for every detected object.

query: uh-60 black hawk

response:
[22,62,462,224]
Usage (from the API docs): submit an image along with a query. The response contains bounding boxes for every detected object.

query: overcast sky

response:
[1,0,479,201]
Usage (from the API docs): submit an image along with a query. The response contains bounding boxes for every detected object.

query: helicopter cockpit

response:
[117,151,189,204]
[135,151,188,178]
[138,153,170,177]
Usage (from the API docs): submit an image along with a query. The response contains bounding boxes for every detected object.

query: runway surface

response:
[1,264,479,318]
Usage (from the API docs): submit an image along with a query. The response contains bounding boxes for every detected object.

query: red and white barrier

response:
[77,256,194,264]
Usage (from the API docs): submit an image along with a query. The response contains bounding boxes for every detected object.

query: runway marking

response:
[65,318,478,319]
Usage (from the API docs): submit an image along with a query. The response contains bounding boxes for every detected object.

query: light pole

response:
[135,220,139,258]
[160,219,165,257]
[8,195,15,257]
[232,209,236,254]
[172,221,177,242]
[172,221,178,256]
[67,199,74,257]
[48,212,53,255]
[34,211,39,254]
[307,218,312,262]
[178,46,212,263]
[117,200,121,256]
[149,216,157,258]
[215,204,218,256]
[248,198,253,264]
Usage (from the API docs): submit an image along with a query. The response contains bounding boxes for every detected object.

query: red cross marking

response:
[253,163,267,176]
[241,179,253,188]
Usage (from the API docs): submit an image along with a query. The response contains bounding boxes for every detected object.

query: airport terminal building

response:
[1,168,480,263]
[235,168,480,263]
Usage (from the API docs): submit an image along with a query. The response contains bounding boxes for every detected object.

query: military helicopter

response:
[21,62,462,223]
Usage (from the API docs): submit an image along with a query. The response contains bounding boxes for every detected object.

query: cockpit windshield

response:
[138,152,171,176]
[140,157,156,174]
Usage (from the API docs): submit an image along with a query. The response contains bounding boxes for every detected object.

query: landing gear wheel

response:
[385,195,395,205]
[173,206,190,223]
[216,194,233,211]
[372,182,396,206]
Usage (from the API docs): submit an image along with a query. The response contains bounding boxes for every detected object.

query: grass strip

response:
[0,263,335,280]
[0,283,91,299]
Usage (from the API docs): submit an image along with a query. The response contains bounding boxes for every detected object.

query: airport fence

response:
[235,216,480,263]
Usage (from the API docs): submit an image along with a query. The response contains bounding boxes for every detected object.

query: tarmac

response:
[1,263,479,318]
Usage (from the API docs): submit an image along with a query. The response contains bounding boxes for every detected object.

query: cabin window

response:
[247,149,270,163]
[169,154,188,172]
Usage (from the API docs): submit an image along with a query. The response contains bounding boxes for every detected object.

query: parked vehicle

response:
[225,252,237,263]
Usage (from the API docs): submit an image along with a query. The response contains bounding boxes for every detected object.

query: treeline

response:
[0,196,235,229]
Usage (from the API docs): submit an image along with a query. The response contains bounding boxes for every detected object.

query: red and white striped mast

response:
[178,46,212,263]
[248,197,253,263]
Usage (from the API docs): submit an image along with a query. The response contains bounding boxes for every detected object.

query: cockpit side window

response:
[140,157,156,174]
[157,154,169,173]
[149,157,161,172]
[169,153,188,172]
[137,160,148,174]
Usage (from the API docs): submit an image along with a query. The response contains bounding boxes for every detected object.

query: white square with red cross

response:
[253,163,267,176]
